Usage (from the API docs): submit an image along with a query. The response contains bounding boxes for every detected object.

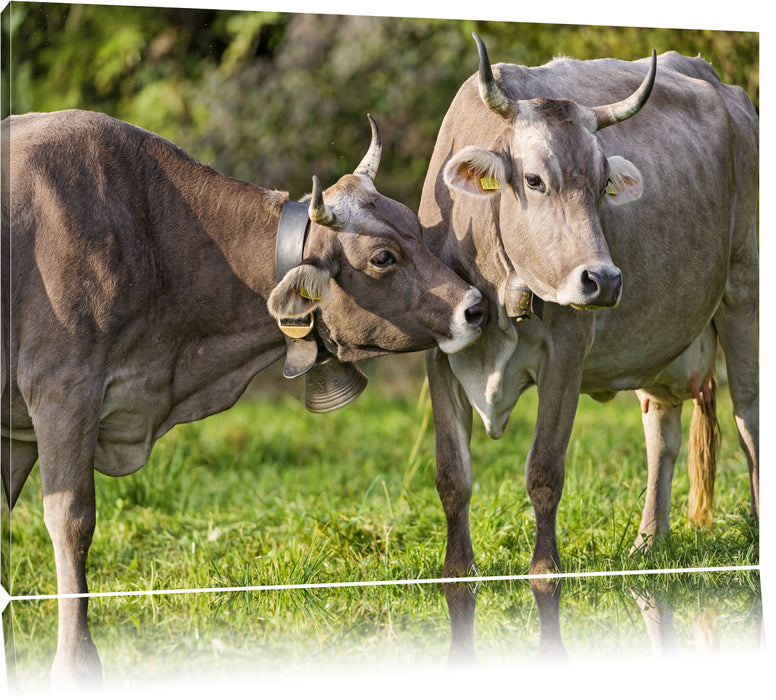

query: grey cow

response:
[420,36,758,579]
[1,110,486,684]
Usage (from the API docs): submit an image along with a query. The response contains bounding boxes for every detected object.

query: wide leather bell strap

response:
[275,199,318,378]
[276,199,311,282]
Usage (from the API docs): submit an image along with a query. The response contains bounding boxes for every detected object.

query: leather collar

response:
[275,199,311,282]
[275,199,319,378]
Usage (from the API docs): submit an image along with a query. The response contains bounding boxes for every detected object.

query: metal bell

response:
[304,355,368,413]
[504,272,534,321]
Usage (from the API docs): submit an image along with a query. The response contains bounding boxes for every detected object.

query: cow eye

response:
[370,250,396,268]
[525,173,545,192]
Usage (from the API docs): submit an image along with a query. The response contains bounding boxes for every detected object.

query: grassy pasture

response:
[4,354,757,600]
[2,353,760,690]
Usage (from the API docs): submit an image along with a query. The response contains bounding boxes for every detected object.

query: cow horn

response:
[309,175,338,227]
[353,114,382,181]
[592,49,657,130]
[473,32,516,121]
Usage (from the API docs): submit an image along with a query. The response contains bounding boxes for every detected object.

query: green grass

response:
[1,357,760,687]
[4,358,757,599]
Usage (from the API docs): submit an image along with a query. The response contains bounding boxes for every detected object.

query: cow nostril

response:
[581,269,602,296]
[465,299,488,328]
[581,267,622,306]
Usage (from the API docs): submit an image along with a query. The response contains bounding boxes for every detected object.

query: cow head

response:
[443,34,656,309]
[268,116,486,362]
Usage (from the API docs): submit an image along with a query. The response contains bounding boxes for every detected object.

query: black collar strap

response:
[275,199,319,379]
[276,199,311,282]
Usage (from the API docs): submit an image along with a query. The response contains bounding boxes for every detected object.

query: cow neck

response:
[448,198,541,323]
[275,199,321,378]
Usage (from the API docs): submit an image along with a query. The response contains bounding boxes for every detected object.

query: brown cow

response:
[420,36,758,579]
[0,109,485,684]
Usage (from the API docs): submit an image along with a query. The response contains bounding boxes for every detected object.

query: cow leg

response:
[631,394,682,553]
[527,388,580,575]
[632,588,677,657]
[531,577,566,661]
[528,318,589,575]
[426,348,476,577]
[42,467,102,687]
[713,303,759,518]
[30,396,102,687]
[443,580,477,664]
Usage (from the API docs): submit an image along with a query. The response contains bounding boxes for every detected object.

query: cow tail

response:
[687,369,720,529]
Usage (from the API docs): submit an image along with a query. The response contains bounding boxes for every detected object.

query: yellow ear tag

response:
[300,284,322,302]
[480,175,501,191]
[606,180,617,195]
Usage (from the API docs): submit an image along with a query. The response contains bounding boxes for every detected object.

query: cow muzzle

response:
[439,287,488,354]
[562,263,623,309]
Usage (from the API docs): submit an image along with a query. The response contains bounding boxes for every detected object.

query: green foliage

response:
[3,4,758,208]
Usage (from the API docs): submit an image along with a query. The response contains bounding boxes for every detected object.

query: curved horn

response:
[309,175,338,227]
[353,113,382,181]
[592,49,657,131]
[473,32,515,121]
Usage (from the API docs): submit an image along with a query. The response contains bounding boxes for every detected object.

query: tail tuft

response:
[687,370,720,528]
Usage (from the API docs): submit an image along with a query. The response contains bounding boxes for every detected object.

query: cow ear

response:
[267,263,332,320]
[604,155,644,206]
[443,146,507,198]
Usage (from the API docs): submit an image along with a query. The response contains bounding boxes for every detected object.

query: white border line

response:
[5,564,761,603]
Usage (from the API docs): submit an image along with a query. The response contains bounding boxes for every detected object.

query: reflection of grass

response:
[622,567,762,605]
[469,570,762,661]
[560,570,763,658]
[7,584,454,690]
[7,570,761,690]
